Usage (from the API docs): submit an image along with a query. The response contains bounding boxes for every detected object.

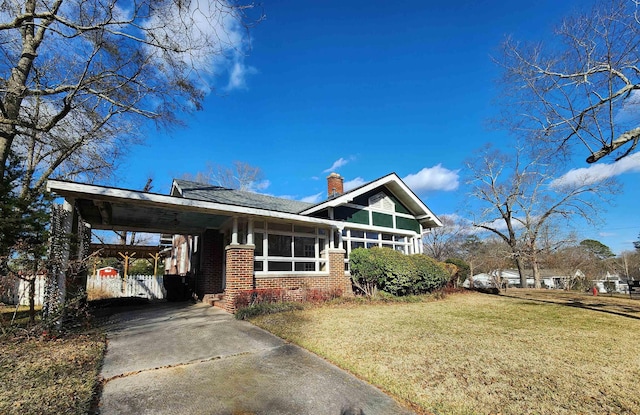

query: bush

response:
[235,302,304,320]
[445,258,470,287]
[233,288,285,309]
[410,255,451,294]
[233,287,342,319]
[350,247,449,297]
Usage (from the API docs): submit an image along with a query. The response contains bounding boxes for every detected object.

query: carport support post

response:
[224,244,255,313]
[44,198,75,327]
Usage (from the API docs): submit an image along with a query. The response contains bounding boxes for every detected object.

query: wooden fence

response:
[0,275,47,306]
[86,274,166,300]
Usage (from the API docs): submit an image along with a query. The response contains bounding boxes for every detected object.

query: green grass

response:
[251,291,640,415]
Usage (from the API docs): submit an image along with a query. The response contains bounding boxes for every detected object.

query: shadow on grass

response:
[496,292,640,321]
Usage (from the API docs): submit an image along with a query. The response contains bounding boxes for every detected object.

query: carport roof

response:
[172,179,314,214]
[46,180,337,235]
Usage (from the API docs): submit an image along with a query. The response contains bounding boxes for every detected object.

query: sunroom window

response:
[254,222,328,274]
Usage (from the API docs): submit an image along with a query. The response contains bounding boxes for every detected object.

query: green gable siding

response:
[388,194,410,214]
[334,206,369,225]
[372,212,393,228]
[396,216,420,233]
[352,187,413,215]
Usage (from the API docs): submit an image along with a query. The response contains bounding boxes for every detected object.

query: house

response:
[465,269,586,289]
[593,272,629,294]
[46,172,442,312]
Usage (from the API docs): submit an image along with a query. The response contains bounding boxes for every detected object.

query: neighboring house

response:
[465,269,585,289]
[593,272,629,294]
[46,172,442,312]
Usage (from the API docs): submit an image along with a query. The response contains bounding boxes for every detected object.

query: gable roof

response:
[299,173,442,228]
[172,179,314,214]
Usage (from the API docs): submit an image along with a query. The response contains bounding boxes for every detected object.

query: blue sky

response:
[118,0,639,254]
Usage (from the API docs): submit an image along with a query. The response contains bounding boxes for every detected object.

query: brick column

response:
[224,244,255,313]
[328,248,352,296]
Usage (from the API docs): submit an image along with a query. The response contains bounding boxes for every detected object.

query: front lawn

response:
[250,291,640,415]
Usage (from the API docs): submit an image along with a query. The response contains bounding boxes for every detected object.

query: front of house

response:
[47,172,441,312]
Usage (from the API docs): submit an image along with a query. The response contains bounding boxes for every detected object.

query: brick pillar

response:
[224,245,255,313]
[328,248,352,296]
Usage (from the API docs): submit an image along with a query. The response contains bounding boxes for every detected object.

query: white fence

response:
[0,275,47,306]
[87,275,166,300]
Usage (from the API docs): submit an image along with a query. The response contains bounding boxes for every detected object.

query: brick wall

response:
[197,230,224,299]
[216,244,353,313]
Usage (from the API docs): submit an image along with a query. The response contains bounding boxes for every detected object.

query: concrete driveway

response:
[98,302,413,415]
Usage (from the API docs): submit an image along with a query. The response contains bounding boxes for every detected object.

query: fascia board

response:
[46,180,339,228]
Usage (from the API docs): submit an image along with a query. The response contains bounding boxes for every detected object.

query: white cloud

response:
[226,60,257,91]
[323,157,350,173]
[344,177,366,191]
[143,1,253,93]
[247,179,270,192]
[551,152,640,187]
[402,165,459,192]
[300,192,324,204]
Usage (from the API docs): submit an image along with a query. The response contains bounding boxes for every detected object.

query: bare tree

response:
[498,0,640,163]
[181,161,266,191]
[422,214,467,261]
[465,144,617,288]
[0,0,260,181]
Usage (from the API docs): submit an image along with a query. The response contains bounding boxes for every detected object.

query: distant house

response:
[593,272,629,294]
[47,172,442,312]
[465,269,585,289]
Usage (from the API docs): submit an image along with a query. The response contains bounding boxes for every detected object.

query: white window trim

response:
[254,222,330,275]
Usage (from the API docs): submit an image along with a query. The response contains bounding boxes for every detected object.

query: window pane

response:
[395,236,406,243]
[366,232,379,240]
[351,241,364,250]
[294,236,316,258]
[269,234,292,257]
[318,228,327,236]
[268,261,292,271]
[254,261,264,271]
[294,262,316,272]
[254,232,263,256]
[268,222,291,232]
[382,233,393,241]
[366,242,379,249]
[350,230,364,238]
[294,225,315,234]
[318,238,326,255]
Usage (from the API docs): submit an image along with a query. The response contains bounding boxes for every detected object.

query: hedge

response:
[350,247,449,297]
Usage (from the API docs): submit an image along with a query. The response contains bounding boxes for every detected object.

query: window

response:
[254,222,328,274]
[342,228,412,257]
[268,234,291,257]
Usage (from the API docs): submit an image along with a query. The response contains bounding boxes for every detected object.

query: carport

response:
[45,179,343,312]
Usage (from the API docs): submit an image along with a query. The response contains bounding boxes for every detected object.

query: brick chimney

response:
[327,172,344,198]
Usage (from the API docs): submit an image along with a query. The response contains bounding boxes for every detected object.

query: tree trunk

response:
[532,258,542,289]
[29,277,35,325]
[515,256,527,288]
